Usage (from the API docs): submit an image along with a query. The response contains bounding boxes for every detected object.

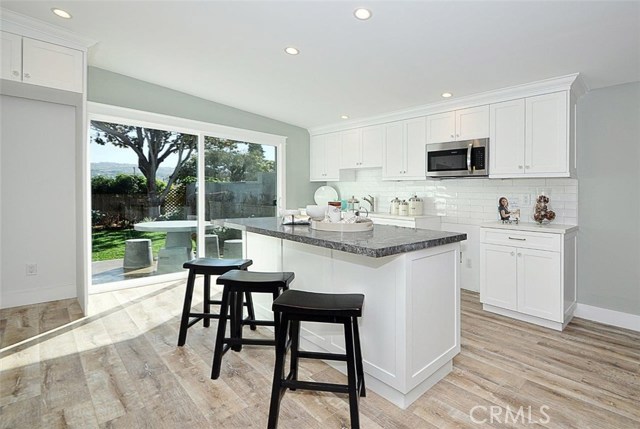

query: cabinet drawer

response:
[480,228,561,251]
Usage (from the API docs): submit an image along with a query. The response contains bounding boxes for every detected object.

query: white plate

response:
[313,186,339,206]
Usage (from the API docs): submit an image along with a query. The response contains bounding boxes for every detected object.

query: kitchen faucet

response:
[363,195,374,212]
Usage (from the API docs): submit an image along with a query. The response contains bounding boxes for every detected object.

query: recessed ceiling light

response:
[441,92,453,98]
[354,8,372,20]
[341,115,349,120]
[51,8,72,19]
[284,47,300,55]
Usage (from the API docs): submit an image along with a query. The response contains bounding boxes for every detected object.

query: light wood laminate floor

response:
[1,281,638,428]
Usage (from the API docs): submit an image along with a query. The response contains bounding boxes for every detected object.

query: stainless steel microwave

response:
[425,138,489,178]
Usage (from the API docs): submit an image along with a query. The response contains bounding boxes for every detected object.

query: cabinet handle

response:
[450,134,454,138]
[525,165,530,169]
[12,70,20,77]
[456,134,460,138]
[23,72,31,79]
[508,237,526,241]
[518,165,524,169]
[518,253,522,257]
[510,251,515,256]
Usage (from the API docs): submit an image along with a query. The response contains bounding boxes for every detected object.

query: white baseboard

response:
[1,284,77,309]
[574,303,640,332]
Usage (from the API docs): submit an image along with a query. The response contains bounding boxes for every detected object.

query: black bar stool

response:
[211,270,295,380]
[267,290,366,429]
[177,258,254,347]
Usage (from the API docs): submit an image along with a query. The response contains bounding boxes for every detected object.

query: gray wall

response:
[87,67,315,209]
[577,82,640,315]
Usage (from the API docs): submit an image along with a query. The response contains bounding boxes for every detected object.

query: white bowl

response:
[306,204,327,220]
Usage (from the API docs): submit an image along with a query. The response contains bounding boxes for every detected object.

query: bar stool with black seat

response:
[177,258,255,347]
[267,290,366,429]
[211,270,295,380]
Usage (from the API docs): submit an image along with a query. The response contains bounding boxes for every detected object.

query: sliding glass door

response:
[201,136,277,258]
[88,110,281,289]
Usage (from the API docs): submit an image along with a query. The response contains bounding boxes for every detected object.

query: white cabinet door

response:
[456,106,489,141]
[1,31,22,82]
[426,111,455,144]
[324,132,341,180]
[310,135,325,181]
[310,133,341,181]
[382,122,405,179]
[490,99,526,176]
[22,37,83,93]
[517,248,562,321]
[480,244,517,311]
[340,128,361,169]
[525,92,568,175]
[360,125,383,168]
[427,107,489,144]
[405,117,426,178]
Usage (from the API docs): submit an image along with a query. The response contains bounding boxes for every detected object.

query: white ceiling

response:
[2,1,639,129]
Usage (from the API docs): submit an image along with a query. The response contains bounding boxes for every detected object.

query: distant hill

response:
[91,162,176,180]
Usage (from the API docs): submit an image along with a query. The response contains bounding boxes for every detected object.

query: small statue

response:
[533,194,556,224]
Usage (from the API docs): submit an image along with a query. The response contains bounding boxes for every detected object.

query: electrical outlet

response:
[26,264,37,276]
[522,194,531,206]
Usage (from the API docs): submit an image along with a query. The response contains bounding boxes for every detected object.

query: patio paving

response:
[92,258,178,285]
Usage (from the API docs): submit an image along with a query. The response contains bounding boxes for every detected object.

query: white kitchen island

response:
[222,217,466,409]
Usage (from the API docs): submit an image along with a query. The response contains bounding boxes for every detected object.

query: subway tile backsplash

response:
[329,169,578,226]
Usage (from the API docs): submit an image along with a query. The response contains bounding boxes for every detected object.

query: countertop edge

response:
[223,219,466,258]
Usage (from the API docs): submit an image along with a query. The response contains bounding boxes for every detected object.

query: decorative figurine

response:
[532,193,556,224]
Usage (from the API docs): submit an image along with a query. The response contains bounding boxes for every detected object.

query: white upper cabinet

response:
[1,31,84,93]
[490,92,569,178]
[382,117,426,180]
[525,92,568,175]
[360,125,383,168]
[310,133,341,181]
[489,99,526,175]
[426,106,489,144]
[1,32,22,82]
[340,125,383,169]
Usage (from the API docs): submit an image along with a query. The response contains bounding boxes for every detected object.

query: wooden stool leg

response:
[352,316,366,397]
[245,292,257,330]
[288,320,300,389]
[344,320,361,429]
[232,290,244,352]
[203,274,211,328]
[177,270,196,346]
[268,313,290,429]
[211,287,231,379]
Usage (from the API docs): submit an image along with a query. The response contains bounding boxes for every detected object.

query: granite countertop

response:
[220,217,466,258]
[481,221,578,234]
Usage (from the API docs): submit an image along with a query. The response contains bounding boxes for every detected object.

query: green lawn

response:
[92,229,166,261]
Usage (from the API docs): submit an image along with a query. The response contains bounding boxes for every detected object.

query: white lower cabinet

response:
[480,225,577,330]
